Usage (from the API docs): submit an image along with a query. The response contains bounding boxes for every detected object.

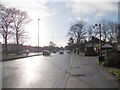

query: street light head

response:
[95,24,98,26]
[93,24,101,29]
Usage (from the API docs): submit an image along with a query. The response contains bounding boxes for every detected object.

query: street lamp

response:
[93,24,102,57]
[52,35,54,43]
[38,19,40,54]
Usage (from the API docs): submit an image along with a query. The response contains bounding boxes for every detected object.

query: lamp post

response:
[93,24,102,57]
[38,19,40,54]
[52,35,54,43]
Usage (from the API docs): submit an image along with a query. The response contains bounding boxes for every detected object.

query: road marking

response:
[64,56,73,89]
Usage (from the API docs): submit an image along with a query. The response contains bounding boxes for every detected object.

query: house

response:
[87,36,104,49]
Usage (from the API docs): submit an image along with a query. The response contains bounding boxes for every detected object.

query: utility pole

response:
[38,19,40,54]
[99,24,102,57]
[93,23,102,57]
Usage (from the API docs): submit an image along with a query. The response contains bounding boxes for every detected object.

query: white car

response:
[19,50,30,55]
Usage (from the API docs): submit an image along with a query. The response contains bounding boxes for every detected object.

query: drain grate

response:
[71,73,93,78]
[72,74,87,77]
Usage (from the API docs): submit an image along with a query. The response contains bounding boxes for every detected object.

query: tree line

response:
[67,19,120,53]
[0,4,31,55]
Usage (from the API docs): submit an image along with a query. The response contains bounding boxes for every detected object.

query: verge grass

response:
[109,68,120,81]
[2,54,28,61]
[98,60,120,81]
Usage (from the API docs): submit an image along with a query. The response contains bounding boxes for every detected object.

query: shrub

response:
[109,68,120,81]
[99,61,106,66]
[105,49,120,68]
[84,47,98,56]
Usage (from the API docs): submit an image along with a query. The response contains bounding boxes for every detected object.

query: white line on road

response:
[64,56,73,89]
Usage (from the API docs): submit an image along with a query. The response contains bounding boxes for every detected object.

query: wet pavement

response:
[66,53,119,88]
[1,52,119,88]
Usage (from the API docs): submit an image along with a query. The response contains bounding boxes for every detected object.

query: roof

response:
[101,43,113,49]
[89,36,104,44]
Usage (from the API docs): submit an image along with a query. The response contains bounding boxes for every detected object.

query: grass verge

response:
[98,60,120,81]
[109,68,120,81]
[1,54,39,62]
[99,61,106,66]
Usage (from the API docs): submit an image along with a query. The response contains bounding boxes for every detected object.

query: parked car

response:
[66,50,71,53]
[53,50,57,53]
[43,50,50,56]
[59,51,64,54]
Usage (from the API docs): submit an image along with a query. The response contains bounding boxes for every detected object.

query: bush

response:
[99,61,106,66]
[109,68,120,81]
[105,49,120,68]
[99,56,105,62]
[84,47,98,56]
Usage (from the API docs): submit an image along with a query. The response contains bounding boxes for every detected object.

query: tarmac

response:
[65,53,119,89]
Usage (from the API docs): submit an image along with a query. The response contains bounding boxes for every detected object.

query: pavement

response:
[65,53,119,89]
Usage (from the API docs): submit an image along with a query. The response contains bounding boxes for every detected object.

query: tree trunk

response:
[16,32,20,55]
[4,37,8,55]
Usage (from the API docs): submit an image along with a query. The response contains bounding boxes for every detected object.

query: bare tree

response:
[94,19,118,43]
[11,9,31,45]
[100,20,109,42]
[0,4,15,54]
[118,24,120,44]
[0,4,31,54]
[107,21,118,43]
[68,20,87,44]
[87,25,95,41]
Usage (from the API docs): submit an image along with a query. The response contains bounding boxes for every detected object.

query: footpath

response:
[65,53,119,89]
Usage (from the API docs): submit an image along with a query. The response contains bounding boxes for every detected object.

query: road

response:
[2,52,119,88]
[2,52,71,88]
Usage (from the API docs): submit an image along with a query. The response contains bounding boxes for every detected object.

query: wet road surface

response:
[2,52,71,88]
[2,52,119,88]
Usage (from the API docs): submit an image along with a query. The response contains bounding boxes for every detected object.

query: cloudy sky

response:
[0,0,119,47]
